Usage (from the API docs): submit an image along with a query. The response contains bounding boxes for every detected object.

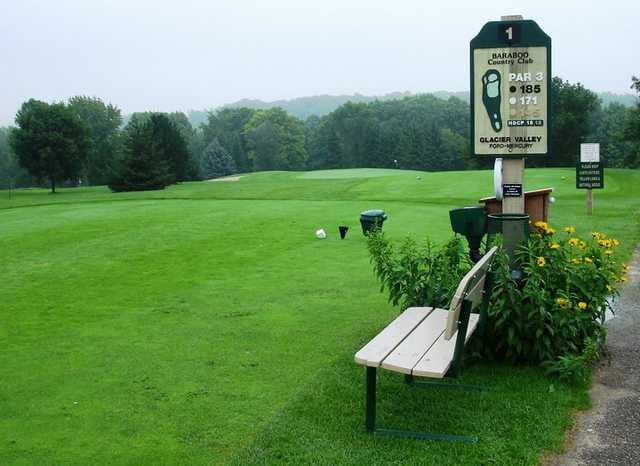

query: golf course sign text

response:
[471,20,551,157]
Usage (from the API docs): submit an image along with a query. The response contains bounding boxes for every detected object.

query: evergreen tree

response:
[126,112,192,181]
[200,138,236,179]
[108,117,173,192]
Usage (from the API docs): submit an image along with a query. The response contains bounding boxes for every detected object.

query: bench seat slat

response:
[380,308,449,374]
[412,313,480,379]
[354,307,433,367]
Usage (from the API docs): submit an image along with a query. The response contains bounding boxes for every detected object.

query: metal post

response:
[587,188,593,215]
[478,271,494,337]
[450,300,473,378]
[366,367,376,432]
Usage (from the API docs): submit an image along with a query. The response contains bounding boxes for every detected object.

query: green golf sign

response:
[470,19,551,157]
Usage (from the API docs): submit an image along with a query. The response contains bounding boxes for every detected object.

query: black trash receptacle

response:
[360,209,387,235]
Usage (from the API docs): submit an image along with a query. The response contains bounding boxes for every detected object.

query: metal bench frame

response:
[358,248,497,443]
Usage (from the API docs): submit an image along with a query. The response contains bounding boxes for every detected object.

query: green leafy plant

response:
[367,232,470,309]
[544,331,606,384]
[483,222,627,366]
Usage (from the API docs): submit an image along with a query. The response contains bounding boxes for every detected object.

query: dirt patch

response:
[207,176,242,182]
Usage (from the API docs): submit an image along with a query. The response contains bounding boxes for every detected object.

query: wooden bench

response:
[354,246,497,442]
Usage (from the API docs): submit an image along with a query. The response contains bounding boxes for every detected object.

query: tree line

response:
[1,77,639,193]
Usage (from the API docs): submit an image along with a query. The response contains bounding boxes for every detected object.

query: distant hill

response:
[598,92,639,107]
[183,90,635,127]
[183,91,467,126]
[222,91,469,119]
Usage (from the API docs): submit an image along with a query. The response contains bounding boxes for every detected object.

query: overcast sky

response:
[2,0,638,126]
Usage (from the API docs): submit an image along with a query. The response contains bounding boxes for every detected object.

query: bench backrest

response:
[444,246,497,340]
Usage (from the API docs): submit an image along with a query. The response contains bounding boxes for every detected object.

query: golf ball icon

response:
[482,69,502,132]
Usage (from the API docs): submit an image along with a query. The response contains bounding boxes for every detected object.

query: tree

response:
[109,115,185,192]
[623,76,640,167]
[591,102,633,168]
[244,108,308,171]
[0,128,36,189]
[68,96,123,185]
[9,99,90,193]
[127,112,191,181]
[200,138,236,179]
[202,108,256,172]
[549,77,601,166]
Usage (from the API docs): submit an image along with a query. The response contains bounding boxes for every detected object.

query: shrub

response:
[367,233,470,309]
[483,222,627,368]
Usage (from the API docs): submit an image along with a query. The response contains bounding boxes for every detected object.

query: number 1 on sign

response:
[505,27,513,40]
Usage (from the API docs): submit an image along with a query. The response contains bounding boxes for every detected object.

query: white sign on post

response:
[580,143,600,162]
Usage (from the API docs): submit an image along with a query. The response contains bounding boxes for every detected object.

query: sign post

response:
[471,16,551,276]
[577,143,603,215]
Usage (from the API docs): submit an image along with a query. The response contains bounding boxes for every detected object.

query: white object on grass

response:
[315,229,327,239]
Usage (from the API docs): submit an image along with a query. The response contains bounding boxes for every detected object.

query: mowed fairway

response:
[1,168,639,465]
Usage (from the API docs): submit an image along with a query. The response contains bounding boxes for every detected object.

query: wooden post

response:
[501,158,525,214]
[587,188,593,215]
[499,14,526,217]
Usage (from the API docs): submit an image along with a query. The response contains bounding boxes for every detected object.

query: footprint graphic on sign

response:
[482,69,502,132]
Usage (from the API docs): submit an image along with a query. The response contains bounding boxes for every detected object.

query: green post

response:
[366,367,376,432]
[450,299,473,378]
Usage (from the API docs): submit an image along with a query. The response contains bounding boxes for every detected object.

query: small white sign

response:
[580,143,600,162]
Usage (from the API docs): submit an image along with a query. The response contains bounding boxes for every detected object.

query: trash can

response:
[360,209,387,235]
[449,206,487,262]
[487,213,529,276]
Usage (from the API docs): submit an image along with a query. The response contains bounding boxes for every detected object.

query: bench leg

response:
[366,366,376,432]
[365,367,478,443]
[450,299,473,378]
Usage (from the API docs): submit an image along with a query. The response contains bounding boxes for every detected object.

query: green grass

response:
[1,168,639,465]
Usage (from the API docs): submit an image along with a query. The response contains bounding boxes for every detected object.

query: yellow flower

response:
[556,297,568,309]
[607,284,615,293]
[546,227,556,236]
[622,264,630,272]
[568,238,579,247]
[584,257,593,264]
[537,256,546,267]
[549,242,561,250]
[579,241,587,250]
[571,258,581,264]
[591,231,605,240]
[534,221,548,230]
[620,276,628,283]
[564,226,576,234]
[612,239,620,247]
[604,250,613,256]
[578,302,587,310]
